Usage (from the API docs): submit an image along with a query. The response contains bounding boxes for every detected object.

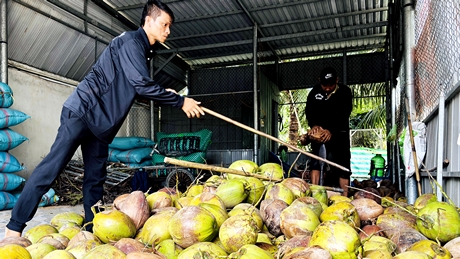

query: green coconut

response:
[329,195,351,205]
[264,183,295,205]
[24,224,59,244]
[189,192,226,210]
[41,250,76,259]
[228,203,264,231]
[178,242,228,259]
[37,233,70,250]
[280,201,320,238]
[168,205,218,248]
[407,239,451,259]
[50,212,84,229]
[174,196,193,209]
[81,244,126,258]
[362,236,397,255]
[291,197,323,217]
[392,251,432,259]
[185,184,204,197]
[0,244,32,259]
[26,243,56,259]
[205,174,225,186]
[319,201,360,229]
[136,207,178,246]
[215,179,249,208]
[413,193,437,212]
[281,177,310,198]
[65,239,101,259]
[228,160,259,179]
[309,185,328,205]
[155,239,183,259]
[244,177,266,206]
[363,249,393,259]
[256,163,283,180]
[416,201,460,243]
[219,214,259,253]
[58,223,82,241]
[228,244,274,259]
[199,203,229,228]
[146,191,173,211]
[308,220,362,259]
[92,209,137,244]
[67,231,101,248]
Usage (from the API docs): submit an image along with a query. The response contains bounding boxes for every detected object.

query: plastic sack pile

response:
[0,82,57,210]
[108,136,155,168]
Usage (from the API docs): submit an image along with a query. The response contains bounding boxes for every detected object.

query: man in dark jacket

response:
[301,67,353,196]
[5,0,203,237]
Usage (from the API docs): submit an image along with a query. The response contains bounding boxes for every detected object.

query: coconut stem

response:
[421,162,455,206]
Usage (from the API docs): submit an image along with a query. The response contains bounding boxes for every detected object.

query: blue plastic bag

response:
[0,191,17,210]
[116,147,152,164]
[0,173,25,191]
[0,152,24,173]
[0,108,30,129]
[109,137,154,150]
[0,128,28,151]
[0,82,14,108]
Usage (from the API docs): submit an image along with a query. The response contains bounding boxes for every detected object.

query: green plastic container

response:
[370,154,385,177]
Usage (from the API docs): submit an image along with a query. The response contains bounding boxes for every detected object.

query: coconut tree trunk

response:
[288,103,299,147]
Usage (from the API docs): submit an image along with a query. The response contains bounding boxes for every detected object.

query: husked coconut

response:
[117,191,150,230]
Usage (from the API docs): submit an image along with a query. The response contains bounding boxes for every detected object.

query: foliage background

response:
[278,82,387,150]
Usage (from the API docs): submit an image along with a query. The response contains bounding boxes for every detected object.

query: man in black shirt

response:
[302,67,353,196]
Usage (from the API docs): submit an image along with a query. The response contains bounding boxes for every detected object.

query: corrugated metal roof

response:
[6,0,391,86]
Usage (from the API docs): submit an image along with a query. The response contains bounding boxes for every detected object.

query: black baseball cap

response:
[319,67,338,85]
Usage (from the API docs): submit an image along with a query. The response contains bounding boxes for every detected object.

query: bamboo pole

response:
[405,99,422,196]
[201,107,350,172]
[164,157,344,192]
[164,157,282,182]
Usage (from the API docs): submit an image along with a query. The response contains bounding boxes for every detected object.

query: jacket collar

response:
[136,27,156,61]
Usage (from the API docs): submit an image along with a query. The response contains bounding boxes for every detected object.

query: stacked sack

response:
[108,136,155,168]
[0,82,59,210]
[0,82,29,211]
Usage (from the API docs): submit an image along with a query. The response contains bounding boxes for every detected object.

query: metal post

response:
[389,3,399,190]
[150,58,155,140]
[403,0,417,204]
[342,50,347,85]
[0,0,8,83]
[436,91,445,200]
[253,23,259,164]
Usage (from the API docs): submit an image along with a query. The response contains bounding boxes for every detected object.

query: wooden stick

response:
[164,157,344,192]
[405,98,422,196]
[201,107,350,172]
[164,157,282,182]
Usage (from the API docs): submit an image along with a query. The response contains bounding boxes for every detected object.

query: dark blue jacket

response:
[64,28,184,143]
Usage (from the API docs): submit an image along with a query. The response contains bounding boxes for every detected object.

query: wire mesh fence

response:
[121,102,153,139]
[413,0,460,121]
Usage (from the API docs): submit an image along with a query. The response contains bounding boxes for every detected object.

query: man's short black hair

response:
[140,0,175,27]
[319,67,338,85]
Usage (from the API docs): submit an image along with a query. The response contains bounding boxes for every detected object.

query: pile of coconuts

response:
[1,159,460,259]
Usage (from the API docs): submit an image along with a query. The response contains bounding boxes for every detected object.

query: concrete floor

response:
[0,204,84,238]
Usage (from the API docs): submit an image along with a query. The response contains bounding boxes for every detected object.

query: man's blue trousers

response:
[7,107,108,232]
